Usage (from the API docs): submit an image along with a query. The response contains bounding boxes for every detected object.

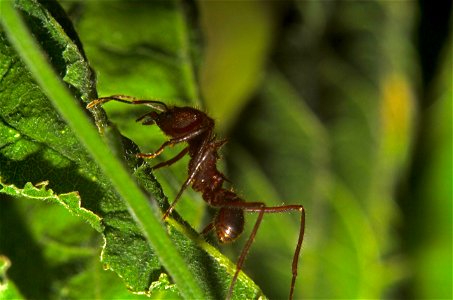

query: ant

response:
[87,95,306,300]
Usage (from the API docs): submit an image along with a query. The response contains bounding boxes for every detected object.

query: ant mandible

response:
[87,95,306,300]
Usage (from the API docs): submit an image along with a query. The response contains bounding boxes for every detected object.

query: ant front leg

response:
[221,201,306,300]
[151,147,189,170]
[161,141,215,219]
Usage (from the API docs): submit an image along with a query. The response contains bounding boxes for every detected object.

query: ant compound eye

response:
[215,208,245,243]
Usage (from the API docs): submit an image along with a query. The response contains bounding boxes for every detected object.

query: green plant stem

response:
[0,2,204,299]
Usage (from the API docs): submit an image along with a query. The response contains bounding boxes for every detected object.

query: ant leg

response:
[227,211,265,300]
[245,204,305,300]
[200,222,215,236]
[137,127,211,159]
[136,140,172,159]
[221,202,305,300]
[162,142,213,219]
[161,168,197,219]
[152,147,189,170]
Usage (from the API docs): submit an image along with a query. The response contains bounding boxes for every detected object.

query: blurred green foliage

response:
[1,0,451,299]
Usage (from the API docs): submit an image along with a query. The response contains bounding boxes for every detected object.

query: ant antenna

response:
[86,95,168,112]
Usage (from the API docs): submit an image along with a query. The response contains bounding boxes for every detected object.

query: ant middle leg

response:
[151,147,189,170]
[161,141,216,219]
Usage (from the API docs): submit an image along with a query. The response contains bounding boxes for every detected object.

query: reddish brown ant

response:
[87,95,306,300]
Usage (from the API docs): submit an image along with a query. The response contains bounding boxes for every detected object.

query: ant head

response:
[156,106,214,138]
[215,207,245,244]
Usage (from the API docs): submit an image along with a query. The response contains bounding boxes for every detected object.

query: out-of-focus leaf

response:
[198,1,279,132]
[228,70,328,300]
[227,1,418,299]
[411,36,452,299]
[60,256,163,300]
[0,256,24,300]
[72,0,200,105]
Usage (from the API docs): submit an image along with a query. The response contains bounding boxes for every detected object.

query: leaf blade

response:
[0,1,205,299]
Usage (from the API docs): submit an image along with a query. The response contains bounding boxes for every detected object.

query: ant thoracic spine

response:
[87,95,305,300]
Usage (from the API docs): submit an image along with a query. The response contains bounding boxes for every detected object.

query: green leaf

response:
[1,0,263,299]
[0,181,102,232]
[61,255,166,300]
[1,0,203,296]
[72,0,200,105]
[0,191,152,300]
[0,256,24,300]
[197,1,278,132]
[410,35,452,298]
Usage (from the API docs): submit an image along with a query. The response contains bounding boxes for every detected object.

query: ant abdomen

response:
[190,160,224,193]
[215,207,245,243]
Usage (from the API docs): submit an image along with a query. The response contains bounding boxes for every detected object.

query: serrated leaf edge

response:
[0,178,103,232]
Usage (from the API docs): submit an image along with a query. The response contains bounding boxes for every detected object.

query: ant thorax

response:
[155,106,214,140]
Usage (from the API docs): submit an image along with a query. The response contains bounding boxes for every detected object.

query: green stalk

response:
[0,2,204,299]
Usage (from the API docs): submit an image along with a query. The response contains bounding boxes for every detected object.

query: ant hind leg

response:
[221,201,305,300]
